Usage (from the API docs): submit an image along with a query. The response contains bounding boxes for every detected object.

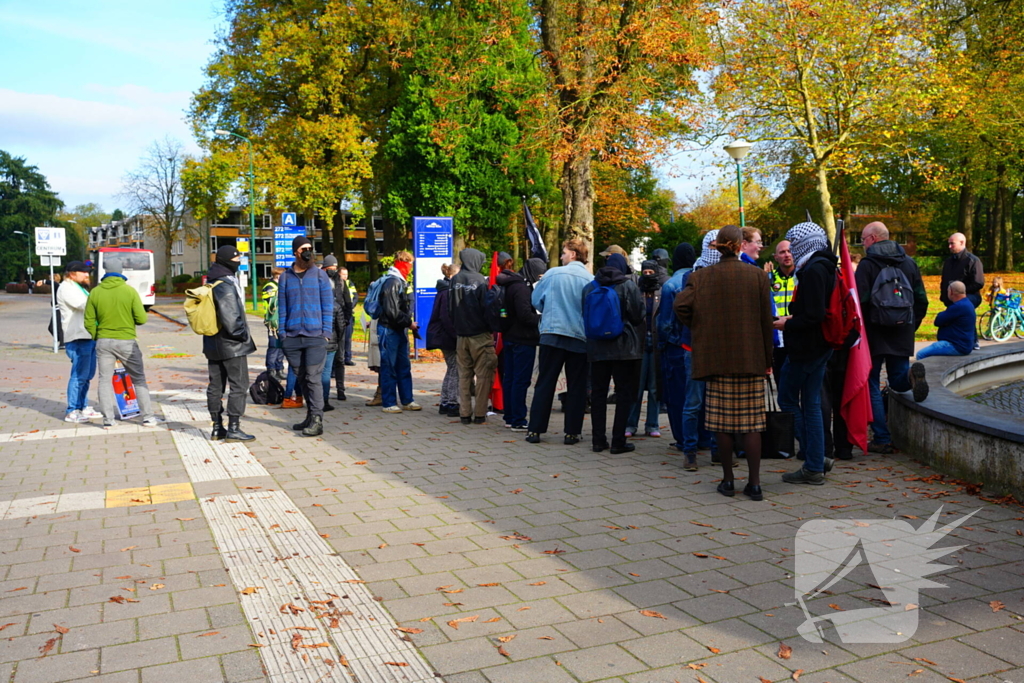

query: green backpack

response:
[183,281,222,336]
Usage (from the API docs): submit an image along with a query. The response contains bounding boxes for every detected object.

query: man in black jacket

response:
[449,248,497,424]
[941,233,984,307]
[323,256,351,403]
[855,222,930,454]
[774,223,835,484]
[497,256,546,431]
[378,250,420,413]
[204,246,257,442]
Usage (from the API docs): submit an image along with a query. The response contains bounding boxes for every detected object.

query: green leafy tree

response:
[181,154,236,271]
[0,151,63,284]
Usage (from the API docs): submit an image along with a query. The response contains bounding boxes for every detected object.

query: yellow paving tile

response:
[106,487,152,507]
[149,482,194,504]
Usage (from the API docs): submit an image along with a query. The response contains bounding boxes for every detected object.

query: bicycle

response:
[990,290,1024,342]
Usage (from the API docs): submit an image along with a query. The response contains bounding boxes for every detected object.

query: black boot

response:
[336,391,346,401]
[210,413,226,441]
[323,400,335,412]
[293,411,312,431]
[301,414,323,437]
[224,418,255,442]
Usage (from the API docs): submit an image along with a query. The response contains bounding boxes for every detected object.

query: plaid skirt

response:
[705,374,766,433]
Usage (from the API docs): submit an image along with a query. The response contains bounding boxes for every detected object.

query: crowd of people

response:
[52,221,988,501]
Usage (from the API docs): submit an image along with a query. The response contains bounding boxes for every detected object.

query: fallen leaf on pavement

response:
[150,584,165,590]
[69,546,80,553]
[384,662,409,666]
[690,521,714,528]
[778,643,793,659]
[396,627,423,634]
[828,604,844,611]
[542,548,565,555]
[108,596,126,604]
[38,638,57,655]
[498,635,517,643]
[528,581,546,586]
[0,624,17,632]
[639,610,667,619]
[477,583,500,587]
[792,670,803,681]
[708,646,721,653]
[353,461,368,465]
[483,618,501,623]
[197,632,220,637]
[687,662,707,670]
[240,587,259,595]
[990,600,1006,612]
[913,657,937,665]
[119,546,137,552]
[175,518,195,521]
[497,646,510,658]
[446,615,479,630]
[53,625,69,635]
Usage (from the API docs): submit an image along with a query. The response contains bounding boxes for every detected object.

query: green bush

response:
[171,273,193,284]
[914,255,944,276]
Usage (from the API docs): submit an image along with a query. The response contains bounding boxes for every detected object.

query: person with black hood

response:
[277,235,334,437]
[773,223,836,485]
[626,260,663,438]
[449,248,497,424]
[321,255,350,410]
[856,221,929,454]
[651,248,671,286]
[584,252,645,453]
[427,263,460,416]
[656,241,697,454]
[203,246,258,442]
[498,256,547,431]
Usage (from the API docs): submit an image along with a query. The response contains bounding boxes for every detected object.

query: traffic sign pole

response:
[35,227,67,354]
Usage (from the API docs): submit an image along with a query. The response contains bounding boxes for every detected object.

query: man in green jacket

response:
[84,273,158,427]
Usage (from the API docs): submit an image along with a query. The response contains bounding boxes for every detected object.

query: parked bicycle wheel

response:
[991,309,1016,342]
[977,308,995,341]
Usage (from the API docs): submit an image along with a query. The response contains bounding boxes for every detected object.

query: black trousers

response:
[283,336,328,417]
[207,355,249,420]
[591,359,641,447]
[821,348,851,457]
[528,345,588,436]
[332,350,346,398]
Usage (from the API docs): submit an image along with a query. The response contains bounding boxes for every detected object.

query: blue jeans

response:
[284,367,298,399]
[681,349,715,454]
[868,355,911,445]
[265,332,284,372]
[65,339,96,412]
[322,350,337,400]
[503,341,535,428]
[628,349,660,432]
[660,346,687,446]
[917,340,963,360]
[378,326,413,408]
[778,351,831,473]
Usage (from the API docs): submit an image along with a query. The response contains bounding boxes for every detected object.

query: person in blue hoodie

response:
[525,238,594,445]
[917,281,976,360]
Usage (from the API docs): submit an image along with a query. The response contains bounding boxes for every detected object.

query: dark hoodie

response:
[426,278,457,351]
[203,262,257,362]
[855,240,928,357]
[672,243,696,272]
[497,269,540,345]
[448,248,490,336]
[652,248,670,285]
[783,250,836,362]
[583,253,644,361]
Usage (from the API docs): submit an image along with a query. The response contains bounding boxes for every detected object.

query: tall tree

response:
[0,151,63,284]
[181,154,237,272]
[120,138,194,294]
[532,0,708,261]
[712,0,939,241]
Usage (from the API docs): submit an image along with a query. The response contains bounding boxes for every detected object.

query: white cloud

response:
[84,84,193,109]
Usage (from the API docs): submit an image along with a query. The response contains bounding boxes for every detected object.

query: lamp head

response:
[214,129,231,136]
[724,139,753,161]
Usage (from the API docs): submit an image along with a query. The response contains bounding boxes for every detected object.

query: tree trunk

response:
[333,210,347,264]
[322,212,333,256]
[453,232,467,261]
[366,215,379,278]
[992,165,1006,272]
[561,151,594,270]
[957,170,976,247]
[815,163,837,243]
[382,216,406,256]
[164,235,174,295]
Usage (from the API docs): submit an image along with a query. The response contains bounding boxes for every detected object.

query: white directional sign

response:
[34,227,66,256]
[40,256,61,267]
[281,212,297,227]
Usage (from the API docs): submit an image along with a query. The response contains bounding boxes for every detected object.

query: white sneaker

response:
[401,402,422,411]
[80,406,103,420]
[141,417,163,428]
[64,410,84,423]
[382,406,402,414]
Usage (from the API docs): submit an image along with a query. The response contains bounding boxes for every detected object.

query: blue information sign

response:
[274,225,306,268]
[412,217,454,350]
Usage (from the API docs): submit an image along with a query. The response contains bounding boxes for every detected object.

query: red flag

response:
[839,227,871,453]
[488,251,504,412]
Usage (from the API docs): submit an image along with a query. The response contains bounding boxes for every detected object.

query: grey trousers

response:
[457,333,497,418]
[96,338,154,421]
[208,355,249,419]
[440,348,460,405]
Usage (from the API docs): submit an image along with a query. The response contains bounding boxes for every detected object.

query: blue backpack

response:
[363,275,391,320]
[583,282,624,340]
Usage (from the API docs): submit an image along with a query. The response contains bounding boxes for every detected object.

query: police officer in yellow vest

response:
[766,240,797,378]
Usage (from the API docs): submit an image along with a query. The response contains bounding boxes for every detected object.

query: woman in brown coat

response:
[674,225,775,501]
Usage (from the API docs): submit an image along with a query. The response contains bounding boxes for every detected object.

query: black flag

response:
[523,198,548,262]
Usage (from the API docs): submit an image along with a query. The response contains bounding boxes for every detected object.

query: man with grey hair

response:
[917,281,976,360]
[855,221,929,454]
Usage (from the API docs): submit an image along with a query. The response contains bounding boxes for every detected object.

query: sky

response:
[0,0,728,217]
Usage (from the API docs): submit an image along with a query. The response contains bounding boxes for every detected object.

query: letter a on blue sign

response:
[282,212,297,227]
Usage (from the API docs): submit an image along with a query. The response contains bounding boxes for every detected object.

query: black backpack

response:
[249,371,284,405]
[485,284,512,332]
[869,264,914,327]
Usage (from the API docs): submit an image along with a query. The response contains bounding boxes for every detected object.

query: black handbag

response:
[762,377,795,459]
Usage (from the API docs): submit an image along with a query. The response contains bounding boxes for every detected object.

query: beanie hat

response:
[292,235,312,253]
[216,245,240,262]
[323,255,338,268]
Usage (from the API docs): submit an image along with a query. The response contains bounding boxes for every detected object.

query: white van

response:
[97,248,156,309]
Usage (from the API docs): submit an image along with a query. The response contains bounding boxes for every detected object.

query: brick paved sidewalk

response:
[1,293,1022,683]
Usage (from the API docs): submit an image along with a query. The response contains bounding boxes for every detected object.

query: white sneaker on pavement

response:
[401,402,422,411]
[141,417,163,428]
[80,406,103,420]
[64,410,84,423]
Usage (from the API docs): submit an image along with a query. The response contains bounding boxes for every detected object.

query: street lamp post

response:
[214,129,258,312]
[724,139,753,227]
[12,230,32,284]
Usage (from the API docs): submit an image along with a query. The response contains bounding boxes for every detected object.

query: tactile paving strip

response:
[171,427,269,482]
